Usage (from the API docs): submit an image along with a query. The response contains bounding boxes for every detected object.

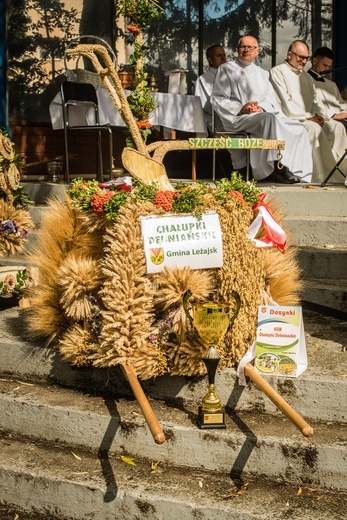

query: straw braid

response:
[65,44,148,155]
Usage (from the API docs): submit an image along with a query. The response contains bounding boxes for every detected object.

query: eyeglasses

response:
[238,45,258,51]
[290,50,311,61]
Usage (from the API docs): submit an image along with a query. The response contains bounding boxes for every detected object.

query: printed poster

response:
[254,306,307,378]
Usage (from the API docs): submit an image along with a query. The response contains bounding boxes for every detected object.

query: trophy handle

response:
[228,290,241,331]
[183,289,194,327]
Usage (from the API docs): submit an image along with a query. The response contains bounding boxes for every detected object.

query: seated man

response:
[270,40,347,184]
[194,44,226,133]
[307,47,347,130]
[211,35,313,183]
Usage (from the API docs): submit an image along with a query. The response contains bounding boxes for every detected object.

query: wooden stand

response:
[121,365,166,444]
[245,363,314,437]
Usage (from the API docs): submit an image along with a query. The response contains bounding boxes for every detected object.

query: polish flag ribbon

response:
[247,193,287,252]
[99,176,132,192]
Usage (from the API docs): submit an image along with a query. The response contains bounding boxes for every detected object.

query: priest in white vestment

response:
[270,40,347,184]
[194,45,226,133]
[211,36,313,183]
[307,47,347,131]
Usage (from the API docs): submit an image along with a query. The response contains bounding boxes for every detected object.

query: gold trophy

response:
[184,292,241,429]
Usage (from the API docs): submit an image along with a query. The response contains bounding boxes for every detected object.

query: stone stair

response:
[0,305,347,519]
[258,184,347,314]
[1,180,347,519]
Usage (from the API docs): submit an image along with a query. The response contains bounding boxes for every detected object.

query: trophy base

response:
[197,406,226,429]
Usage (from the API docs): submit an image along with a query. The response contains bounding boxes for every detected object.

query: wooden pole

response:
[245,363,314,437]
[121,365,165,444]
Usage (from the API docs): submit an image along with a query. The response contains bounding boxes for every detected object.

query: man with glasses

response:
[270,40,347,184]
[195,44,227,133]
[211,35,312,183]
[308,47,347,131]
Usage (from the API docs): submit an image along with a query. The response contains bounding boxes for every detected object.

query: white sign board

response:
[140,212,223,274]
[254,306,307,378]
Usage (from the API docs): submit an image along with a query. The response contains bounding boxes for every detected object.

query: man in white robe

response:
[307,47,347,131]
[211,35,313,183]
[194,45,226,133]
[270,40,347,184]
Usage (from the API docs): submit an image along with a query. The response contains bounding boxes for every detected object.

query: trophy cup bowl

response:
[184,293,241,429]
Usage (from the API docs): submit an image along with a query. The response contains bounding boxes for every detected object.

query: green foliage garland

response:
[116,1,164,144]
[66,174,260,221]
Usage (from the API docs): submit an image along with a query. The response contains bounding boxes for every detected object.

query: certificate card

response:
[254,306,307,378]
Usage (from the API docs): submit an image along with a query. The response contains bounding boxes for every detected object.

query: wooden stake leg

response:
[245,363,314,437]
[121,365,165,444]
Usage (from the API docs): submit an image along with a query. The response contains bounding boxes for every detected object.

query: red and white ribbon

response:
[99,176,132,192]
[247,193,287,253]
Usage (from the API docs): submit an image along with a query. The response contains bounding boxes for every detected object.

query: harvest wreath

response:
[0,131,33,258]
[26,174,301,380]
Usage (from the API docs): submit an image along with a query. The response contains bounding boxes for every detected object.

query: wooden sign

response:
[140,211,223,274]
[188,137,285,150]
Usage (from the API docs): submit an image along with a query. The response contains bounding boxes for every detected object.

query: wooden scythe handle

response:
[121,365,165,444]
[245,363,314,437]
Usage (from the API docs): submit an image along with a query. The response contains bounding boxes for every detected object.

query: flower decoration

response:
[116,0,164,144]
[1,219,17,234]
[67,178,130,220]
[0,218,29,256]
[213,173,261,207]
[136,119,152,129]
[118,0,163,30]
[67,174,260,221]
[0,200,32,257]
[0,268,29,296]
[0,129,34,258]
[126,24,141,35]
[0,219,28,238]
[227,190,248,208]
[153,190,178,211]
[91,191,115,214]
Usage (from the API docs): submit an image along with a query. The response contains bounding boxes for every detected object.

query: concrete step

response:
[283,215,347,247]
[262,185,347,248]
[1,432,346,520]
[21,181,69,205]
[27,204,49,227]
[262,185,347,218]
[298,247,347,281]
[0,307,346,425]
[297,246,347,314]
[301,279,347,314]
[296,247,347,314]
[283,215,347,248]
[0,376,346,491]
[0,303,346,499]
